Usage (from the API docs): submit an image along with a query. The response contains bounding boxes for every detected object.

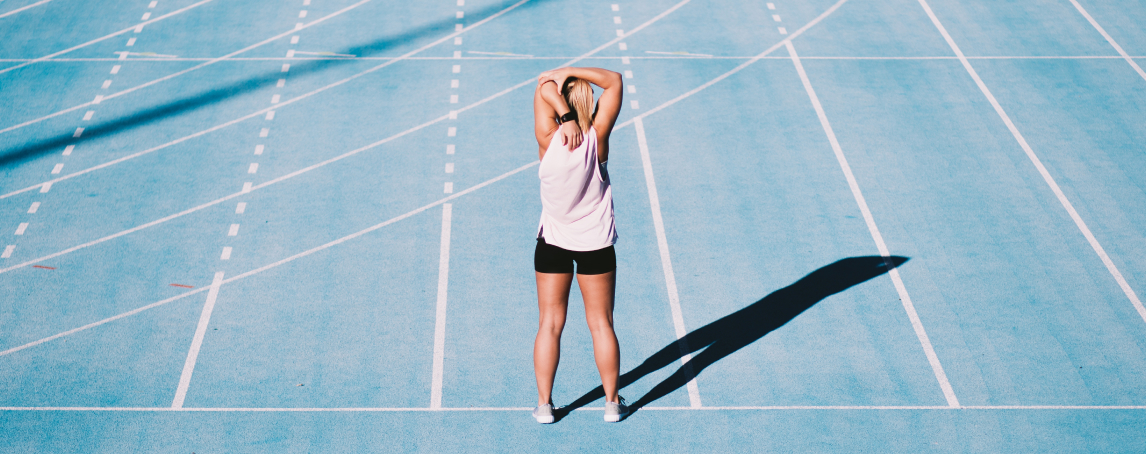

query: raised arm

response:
[533,80,583,160]
[538,67,623,162]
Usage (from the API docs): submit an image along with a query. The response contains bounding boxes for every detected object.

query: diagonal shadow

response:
[555,255,909,421]
[0,0,550,168]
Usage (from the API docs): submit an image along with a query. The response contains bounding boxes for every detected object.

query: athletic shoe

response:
[604,397,629,422]
[532,404,555,424]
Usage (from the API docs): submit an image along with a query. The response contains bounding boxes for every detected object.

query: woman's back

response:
[538,126,617,252]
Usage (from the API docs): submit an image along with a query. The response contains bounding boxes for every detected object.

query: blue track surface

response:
[2,0,1146,451]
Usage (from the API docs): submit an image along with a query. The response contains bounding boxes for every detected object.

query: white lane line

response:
[235,202,246,214]
[614,0,849,130]
[3,405,1146,412]
[0,163,537,358]
[1066,0,1146,82]
[264,111,274,120]
[443,182,453,193]
[247,163,258,174]
[259,128,269,137]
[101,80,111,88]
[28,202,40,213]
[918,0,1146,324]
[444,162,453,173]
[14,223,28,235]
[82,111,94,120]
[149,1,157,7]
[0,0,215,75]
[228,224,239,236]
[62,145,73,155]
[141,12,151,20]
[446,144,455,154]
[0,0,53,19]
[1,0,537,199]
[786,40,960,408]
[1,245,13,258]
[0,0,377,135]
[447,127,457,136]
[51,163,63,174]
[612,4,619,11]
[220,246,232,260]
[634,118,702,408]
[72,127,83,137]
[430,204,453,409]
[171,271,225,409]
[0,0,694,272]
[767,3,775,9]
[254,144,264,155]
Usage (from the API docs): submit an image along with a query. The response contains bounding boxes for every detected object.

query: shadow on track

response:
[0,0,550,168]
[554,255,909,422]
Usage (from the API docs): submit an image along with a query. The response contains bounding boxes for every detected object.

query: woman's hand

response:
[537,68,570,89]
[558,120,583,150]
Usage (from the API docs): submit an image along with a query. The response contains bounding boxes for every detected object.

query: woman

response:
[530,67,626,424]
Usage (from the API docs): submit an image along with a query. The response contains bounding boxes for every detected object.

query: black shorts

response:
[534,239,616,275]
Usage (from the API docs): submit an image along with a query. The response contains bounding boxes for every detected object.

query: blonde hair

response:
[562,77,595,133]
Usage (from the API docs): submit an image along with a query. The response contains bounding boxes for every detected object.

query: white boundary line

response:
[0,0,216,75]
[171,271,224,409]
[0,405,1144,412]
[0,163,538,358]
[634,117,701,408]
[0,0,534,201]
[786,41,959,408]
[429,204,452,409]
[0,0,377,135]
[0,0,692,273]
[614,0,849,130]
[918,0,1146,324]
[1066,0,1146,82]
[0,0,51,19]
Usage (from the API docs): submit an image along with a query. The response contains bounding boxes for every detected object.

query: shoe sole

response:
[534,415,555,424]
[603,412,627,423]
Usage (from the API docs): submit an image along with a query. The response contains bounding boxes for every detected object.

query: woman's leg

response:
[578,270,620,403]
[535,271,573,406]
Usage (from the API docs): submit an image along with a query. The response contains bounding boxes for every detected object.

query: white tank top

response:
[537,126,618,251]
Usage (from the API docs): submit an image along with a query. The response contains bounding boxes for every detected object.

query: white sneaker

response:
[532,404,555,424]
[604,397,629,422]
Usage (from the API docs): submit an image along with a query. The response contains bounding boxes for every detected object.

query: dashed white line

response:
[446,144,455,154]
[1,245,14,258]
[264,111,275,120]
[14,223,28,235]
[83,111,94,120]
[0,0,217,76]
[630,100,639,109]
[72,127,83,137]
[612,4,619,11]
[101,80,112,88]
[259,128,269,137]
[247,163,258,174]
[28,202,40,214]
[220,247,232,260]
[444,163,454,173]
[452,64,460,73]
[767,2,775,9]
[110,65,121,74]
[447,127,457,136]
[624,70,633,78]
[443,182,453,193]
[62,145,74,155]
[235,202,246,214]
[449,94,458,103]
[298,10,307,18]
[455,11,463,19]
[228,224,239,236]
[254,145,264,155]
[772,14,781,21]
[141,12,151,20]
[51,164,63,174]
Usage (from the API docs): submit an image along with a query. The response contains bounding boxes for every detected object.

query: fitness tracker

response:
[559,111,577,125]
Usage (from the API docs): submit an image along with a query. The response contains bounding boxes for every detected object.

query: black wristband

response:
[559,111,577,125]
